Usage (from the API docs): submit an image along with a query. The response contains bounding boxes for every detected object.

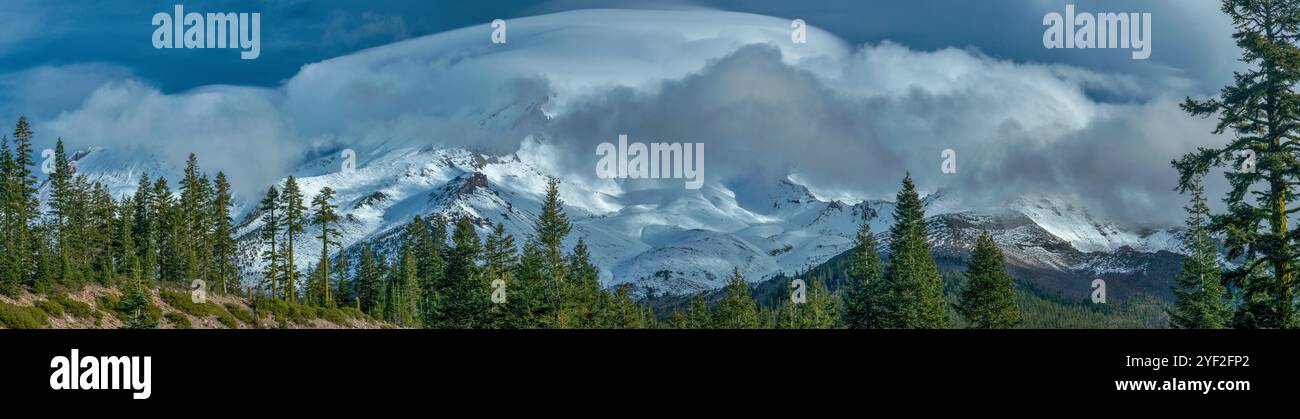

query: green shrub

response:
[52,294,94,319]
[34,299,64,317]
[287,303,313,325]
[164,312,192,329]
[116,287,161,329]
[252,297,284,320]
[159,289,223,317]
[322,308,350,327]
[0,302,49,329]
[97,294,122,319]
[215,312,238,329]
[342,306,366,320]
[224,303,255,326]
[253,297,315,325]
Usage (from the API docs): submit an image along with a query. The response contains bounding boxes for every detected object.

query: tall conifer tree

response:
[280,176,306,302]
[258,186,282,298]
[842,209,885,329]
[1170,178,1232,329]
[210,172,235,294]
[1176,0,1300,328]
[957,232,1021,329]
[713,268,759,329]
[311,187,340,306]
[878,175,947,328]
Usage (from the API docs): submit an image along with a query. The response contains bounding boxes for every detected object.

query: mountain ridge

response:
[57,143,1185,301]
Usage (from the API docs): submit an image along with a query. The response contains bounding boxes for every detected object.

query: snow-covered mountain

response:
[40,7,1186,300]
[57,140,1186,300]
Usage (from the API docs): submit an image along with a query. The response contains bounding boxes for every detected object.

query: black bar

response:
[0,329,1290,407]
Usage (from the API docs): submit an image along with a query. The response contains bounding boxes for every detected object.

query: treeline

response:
[0,113,1029,329]
[0,117,238,302]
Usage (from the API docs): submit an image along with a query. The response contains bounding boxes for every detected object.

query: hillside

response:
[0,285,390,329]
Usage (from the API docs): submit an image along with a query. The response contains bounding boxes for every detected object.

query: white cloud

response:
[41,80,299,198]
[20,8,1221,226]
[0,63,136,123]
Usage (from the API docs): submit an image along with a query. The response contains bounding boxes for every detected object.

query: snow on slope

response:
[47,146,178,204]
[1008,195,1182,254]
[227,141,874,294]
[59,140,1185,297]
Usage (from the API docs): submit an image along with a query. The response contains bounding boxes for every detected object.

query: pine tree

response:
[115,195,141,283]
[280,176,306,302]
[310,187,340,307]
[713,268,759,329]
[409,215,445,326]
[333,249,352,308]
[592,284,644,329]
[512,240,549,327]
[878,174,947,328]
[62,175,93,284]
[132,173,156,283]
[89,182,116,284]
[151,178,177,284]
[842,208,884,329]
[194,173,214,290]
[1170,178,1232,329]
[777,277,839,329]
[565,238,601,327]
[275,245,295,300]
[48,139,75,280]
[118,277,157,329]
[439,216,486,328]
[481,223,517,328]
[0,135,16,295]
[642,301,658,329]
[7,117,38,291]
[258,186,282,298]
[683,294,713,329]
[536,177,571,325]
[31,223,56,292]
[178,154,207,287]
[957,232,1021,329]
[372,253,389,318]
[356,245,382,316]
[385,243,420,327]
[210,172,235,294]
[1176,0,1300,328]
